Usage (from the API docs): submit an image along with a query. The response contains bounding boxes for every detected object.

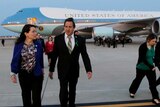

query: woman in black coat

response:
[129,34,160,105]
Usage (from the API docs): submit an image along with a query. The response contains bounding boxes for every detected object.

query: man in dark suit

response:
[49,18,92,107]
[36,34,45,52]
[155,37,160,86]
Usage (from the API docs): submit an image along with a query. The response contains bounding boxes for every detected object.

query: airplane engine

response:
[152,19,160,35]
[93,27,122,37]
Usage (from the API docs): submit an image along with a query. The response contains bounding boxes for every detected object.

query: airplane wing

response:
[76,17,160,37]
[78,17,160,29]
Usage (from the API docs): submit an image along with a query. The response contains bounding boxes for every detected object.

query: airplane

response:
[2,7,160,39]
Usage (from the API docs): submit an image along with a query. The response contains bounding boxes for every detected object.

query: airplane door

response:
[27,17,37,25]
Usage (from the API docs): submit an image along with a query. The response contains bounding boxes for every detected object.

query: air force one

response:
[2,7,160,38]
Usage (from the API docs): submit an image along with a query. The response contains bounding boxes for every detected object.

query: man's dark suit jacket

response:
[49,33,92,79]
[155,42,160,69]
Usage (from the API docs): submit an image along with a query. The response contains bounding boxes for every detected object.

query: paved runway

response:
[0,37,160,107]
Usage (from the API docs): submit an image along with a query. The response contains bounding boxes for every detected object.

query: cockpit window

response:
[18,10,23,12]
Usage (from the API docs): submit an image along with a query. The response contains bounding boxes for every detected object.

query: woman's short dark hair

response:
[146,33,157,42]
[48,35,53,41]
[64,17,76,28]
[15,24,37,44]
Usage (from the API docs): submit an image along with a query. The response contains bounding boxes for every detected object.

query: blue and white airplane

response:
[2,7,160,38]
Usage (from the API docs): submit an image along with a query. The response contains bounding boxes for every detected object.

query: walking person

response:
[129,34,160,105]
[112,37,116,48]
[155,37,160,86]
[120,36,125,47]
[49,18,92,107]
[10,24,44,107]
[45,36,54,66]
[37,33,45,52]
[1,39,5,46]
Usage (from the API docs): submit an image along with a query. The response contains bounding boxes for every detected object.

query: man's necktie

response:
[67,36,72,54]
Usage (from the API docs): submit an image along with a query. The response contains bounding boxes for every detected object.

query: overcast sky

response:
[1,0,160,36]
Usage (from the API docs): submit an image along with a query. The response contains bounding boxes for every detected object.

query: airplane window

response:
[18,10,23,12]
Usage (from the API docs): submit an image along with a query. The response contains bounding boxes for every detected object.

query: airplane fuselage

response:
[2,7,160,38]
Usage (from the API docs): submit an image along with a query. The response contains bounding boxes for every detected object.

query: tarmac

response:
[0,37,160,107]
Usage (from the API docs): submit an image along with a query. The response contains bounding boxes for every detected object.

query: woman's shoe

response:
[152,99,160,106]
[130,93,135,98]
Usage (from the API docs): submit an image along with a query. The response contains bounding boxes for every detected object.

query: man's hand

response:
[48,72,53,79]
[87,71,92,79]
[10,74,17,83]
[152,67,156,71]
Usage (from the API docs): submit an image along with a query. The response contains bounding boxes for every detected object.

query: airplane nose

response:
[2,15,21,26]
[1,19,5,25]
[1,15,23,33]
[1,17,10,25]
